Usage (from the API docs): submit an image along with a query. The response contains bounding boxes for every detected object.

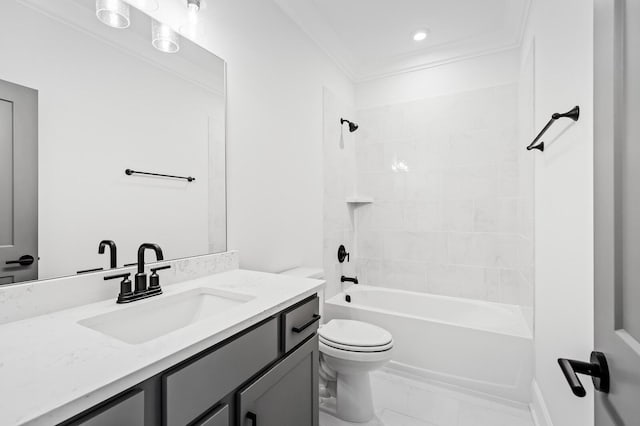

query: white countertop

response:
[0,269,324,426]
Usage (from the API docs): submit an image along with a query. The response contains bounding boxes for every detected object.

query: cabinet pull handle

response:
[246,411,257,426]
[292,314,321,333]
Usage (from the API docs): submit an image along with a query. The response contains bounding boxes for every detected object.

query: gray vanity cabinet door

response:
[238,336,319,426]
[73,389,144,426]
[194,404,229,426]
[163,318,278,426]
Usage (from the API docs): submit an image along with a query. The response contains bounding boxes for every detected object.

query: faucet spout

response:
[137,243,164,274]
[134,243,164,294]
[341,275,359,284]
[98,240,117,269]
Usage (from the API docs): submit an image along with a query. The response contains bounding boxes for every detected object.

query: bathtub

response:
[323,285,533,403]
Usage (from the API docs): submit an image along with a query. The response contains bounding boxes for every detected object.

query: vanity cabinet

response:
[71,389,145,426]
[238,336,319,426]
[163,318,279,426]
[193,404,229,426]
[59,295,319,426]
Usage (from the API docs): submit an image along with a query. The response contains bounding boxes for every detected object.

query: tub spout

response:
[341,275,358,284]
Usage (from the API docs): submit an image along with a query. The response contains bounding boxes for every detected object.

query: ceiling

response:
[273,0,531,82]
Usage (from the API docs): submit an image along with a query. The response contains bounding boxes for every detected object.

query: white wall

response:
[524,0,595,425]
[149,0,355,272]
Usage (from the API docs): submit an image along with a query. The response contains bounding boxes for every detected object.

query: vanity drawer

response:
[282,296,320,353]
[163,318,278,426]
[194,403,229,426]
[72,389,144,426]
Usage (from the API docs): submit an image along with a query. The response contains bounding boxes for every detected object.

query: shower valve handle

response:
[337,245,350,263]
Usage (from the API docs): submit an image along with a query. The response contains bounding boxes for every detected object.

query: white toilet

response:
[319,319,394,423]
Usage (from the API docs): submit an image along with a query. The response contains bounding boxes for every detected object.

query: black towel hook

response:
[527,106,580,152]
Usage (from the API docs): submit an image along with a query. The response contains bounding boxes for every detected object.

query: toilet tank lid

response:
[279,267,324,279]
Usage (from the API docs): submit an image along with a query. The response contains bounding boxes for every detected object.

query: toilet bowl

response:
[319,319,393,423]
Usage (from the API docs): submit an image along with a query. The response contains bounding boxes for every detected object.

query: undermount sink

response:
[78,288,254,344]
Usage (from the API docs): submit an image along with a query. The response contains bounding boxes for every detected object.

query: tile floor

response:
[320,368,535,426]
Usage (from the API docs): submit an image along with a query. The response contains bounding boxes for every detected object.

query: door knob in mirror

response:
[5,255,35,266]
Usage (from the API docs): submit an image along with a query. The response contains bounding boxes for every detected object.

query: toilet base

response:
[320,398,383,426]
[336,372,374,422]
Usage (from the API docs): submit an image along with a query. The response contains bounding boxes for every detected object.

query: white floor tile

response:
[380,409,438,426]
[320,370,535,426]
[458,404,534,426]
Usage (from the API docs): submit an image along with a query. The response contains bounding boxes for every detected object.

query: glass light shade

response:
[187,0,201,14]
[152,20,180,53]
[126,0,159,12]
[96,0,131,29]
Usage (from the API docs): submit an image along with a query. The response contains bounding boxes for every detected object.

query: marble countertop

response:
[0,269,324,426]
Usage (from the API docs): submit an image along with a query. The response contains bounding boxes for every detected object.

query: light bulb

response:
[96,0,130,29]
[152,20,180,53]
[187,0,201,14]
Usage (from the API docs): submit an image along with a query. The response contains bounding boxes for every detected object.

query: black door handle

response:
[6,255,35,266]
[246,411,257,426]
[558,351,610,397]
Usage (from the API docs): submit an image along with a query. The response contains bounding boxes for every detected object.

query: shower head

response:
[340,118,359,133]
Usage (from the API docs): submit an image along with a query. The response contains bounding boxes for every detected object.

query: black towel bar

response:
[125,169,195,182]
[527,106,580,152]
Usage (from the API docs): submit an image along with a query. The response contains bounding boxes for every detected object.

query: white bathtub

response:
[324,285,533,403]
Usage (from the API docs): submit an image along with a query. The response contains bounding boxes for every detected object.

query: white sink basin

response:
[78,288,254,344]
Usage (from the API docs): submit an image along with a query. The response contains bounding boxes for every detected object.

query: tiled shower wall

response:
[353,84,534,312]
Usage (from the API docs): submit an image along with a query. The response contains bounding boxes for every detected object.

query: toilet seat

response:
[319,339,393,363]
[319,319,393,347]
[319,319,394,361]
[319,336,394,352]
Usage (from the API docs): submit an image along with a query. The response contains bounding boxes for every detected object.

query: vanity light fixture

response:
[187,0,201,14]
[412,29,430,42]
[96,0,131,29]
[152,20,180,53]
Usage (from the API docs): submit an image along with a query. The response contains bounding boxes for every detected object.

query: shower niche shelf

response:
[345,196,374,205]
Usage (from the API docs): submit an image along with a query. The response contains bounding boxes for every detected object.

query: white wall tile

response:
[338,84,533,305]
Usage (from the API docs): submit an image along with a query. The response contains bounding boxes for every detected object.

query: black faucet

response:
[341,275,358,284]
[104,243,170,304]
[135,243,164,294]
[98,240,117,269]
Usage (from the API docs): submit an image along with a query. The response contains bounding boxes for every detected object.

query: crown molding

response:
[275,0,532,84]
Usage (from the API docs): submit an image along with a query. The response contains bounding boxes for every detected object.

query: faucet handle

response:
[149,265,171,292]
[150,265,171,273]
[104,273,134,304]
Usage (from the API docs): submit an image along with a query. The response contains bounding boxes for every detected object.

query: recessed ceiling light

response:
[413,29,430,42]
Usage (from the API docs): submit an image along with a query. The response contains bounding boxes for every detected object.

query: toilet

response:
[278,268,393,423]
[319,319,394,423]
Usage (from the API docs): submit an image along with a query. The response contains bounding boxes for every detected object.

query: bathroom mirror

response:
[0,0,226,285]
